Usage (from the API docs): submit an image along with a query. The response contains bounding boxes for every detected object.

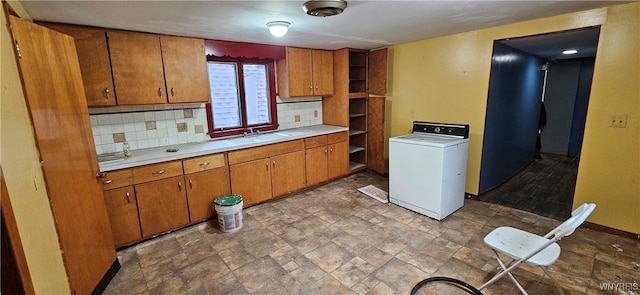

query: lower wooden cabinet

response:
[271,151,306,197]
[103,186,142,247]
[185,167,231,222]
[306,146,329,186]
[229,145,306,206]
[305,132,349,186]
[183,153,231,222]
[99,133,346,247]
[230,158,272,207]
[328,141,349,179]
[135,176,190,238]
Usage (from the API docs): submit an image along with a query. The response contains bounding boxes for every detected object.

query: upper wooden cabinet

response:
[311,49,334,96]
[109,32,210,105]
[41,23,116,107]
[41,23,211,106]
[108,31,168,105]
[277,47,334,97]
[368,48,388,96]
[160,36,211,103]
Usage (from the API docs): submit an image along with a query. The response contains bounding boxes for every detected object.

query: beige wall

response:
[388,3,639,233]
[1,1,71,293]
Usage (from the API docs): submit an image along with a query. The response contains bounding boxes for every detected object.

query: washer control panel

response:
[411,121,469,138]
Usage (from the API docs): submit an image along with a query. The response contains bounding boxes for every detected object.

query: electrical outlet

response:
[177,122,188,132]
[608,115,627,128]
[294,115,301,122]
[314,110,318,118]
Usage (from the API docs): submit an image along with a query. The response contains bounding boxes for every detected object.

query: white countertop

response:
[98,124,348,172]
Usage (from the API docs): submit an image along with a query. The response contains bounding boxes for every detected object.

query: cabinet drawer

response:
[327,131,348,144]
[228,139,304,165]
[305,135,327,149]
[183,154,225,174]
[132,161,183,184]
[101,169,133,190]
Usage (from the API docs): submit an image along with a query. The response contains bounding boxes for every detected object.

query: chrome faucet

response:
[242,127,261,137]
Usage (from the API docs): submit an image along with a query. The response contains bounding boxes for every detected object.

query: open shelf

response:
[348,51,367,93]
[349,130,366,136]
[349,161,367,171]
[349,146,365,154]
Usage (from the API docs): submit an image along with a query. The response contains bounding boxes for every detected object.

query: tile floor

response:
[104,172,640,295]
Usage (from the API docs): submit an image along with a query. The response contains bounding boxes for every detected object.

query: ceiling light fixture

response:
[266,21,290,37]
[302,0,348,17]
[562,49,578,55]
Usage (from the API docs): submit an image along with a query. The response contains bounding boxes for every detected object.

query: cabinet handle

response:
[152,170,165,175]
[272,161,276,167]
[188,179,193,189]
[158,88,163,97]
[96,172,107,179]
[104,88,110,99]
[309,85,313,90]
[324,149,327,155]
[125,191,131,203]
[199,161,210,168]
[102,179,113,185]
[171,87,175,97]
[178,181,182,191]
[315,85,319,90]
[265,163,269,171]
[330,148,333,153]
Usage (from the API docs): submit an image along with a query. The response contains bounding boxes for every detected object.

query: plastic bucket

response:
[214,194,243,233]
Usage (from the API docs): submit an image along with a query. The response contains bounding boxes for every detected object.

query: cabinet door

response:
[108,31,167,105]
[104,186,141,246]
[161,36,211,103]
[186,167,231,222]
[136,176,190,238]
[42,24,115,106]
[286,47,313,97]
[230,159,272,206]
[10,17,116,294]
[312,49,334,96]
[305,146,328,186]
[368,48,388,96]
[271,151,306,197]
[328,141,349,179]
[367,96,386,174]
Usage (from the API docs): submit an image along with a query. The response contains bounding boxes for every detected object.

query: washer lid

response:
[390,133,469,147]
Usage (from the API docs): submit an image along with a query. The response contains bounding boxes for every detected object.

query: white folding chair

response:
[478,203,596,294]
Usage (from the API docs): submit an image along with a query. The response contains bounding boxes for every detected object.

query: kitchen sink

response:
[227,132,290,145]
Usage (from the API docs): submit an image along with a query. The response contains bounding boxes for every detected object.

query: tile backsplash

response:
[90,98,323,155]
[276,97,323,130]
[90,104,208,155]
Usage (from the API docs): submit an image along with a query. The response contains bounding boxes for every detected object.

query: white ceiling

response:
[22,1,624,51]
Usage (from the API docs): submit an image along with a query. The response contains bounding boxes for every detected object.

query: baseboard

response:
[92,258,120,295]
[582,221,640,241]
[468,195,639,241]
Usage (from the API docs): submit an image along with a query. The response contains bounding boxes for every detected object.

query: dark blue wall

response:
[480,42,545,193]
[568,59,594,155]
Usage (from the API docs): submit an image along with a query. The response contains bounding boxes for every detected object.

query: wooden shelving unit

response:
[349,97,367,171]
[323,47,387,174]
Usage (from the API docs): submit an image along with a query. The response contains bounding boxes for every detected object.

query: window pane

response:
[243,64,271,126]
[208,62,241,129]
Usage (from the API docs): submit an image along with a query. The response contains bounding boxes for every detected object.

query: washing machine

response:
[389,121,470,220]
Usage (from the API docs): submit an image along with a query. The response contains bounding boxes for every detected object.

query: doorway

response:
[479,27,600,220]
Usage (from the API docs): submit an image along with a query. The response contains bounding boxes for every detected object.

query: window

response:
[206,57,278,138]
